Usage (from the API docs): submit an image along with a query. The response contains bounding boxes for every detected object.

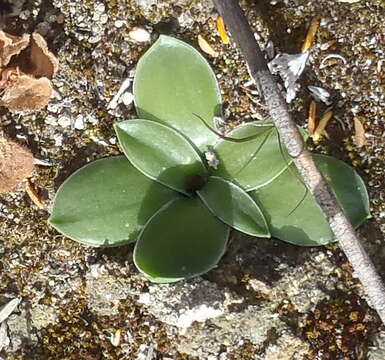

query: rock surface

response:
[138,278,234,328]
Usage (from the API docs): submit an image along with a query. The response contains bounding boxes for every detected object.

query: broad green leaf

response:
[49,156,179,247]
[250,154,370,246]
[316,155,370,226]
[133,35,221,151]
[134,197,230,282]
[212,123,292,191]
[197,176,270,237]
[115,119,207,195]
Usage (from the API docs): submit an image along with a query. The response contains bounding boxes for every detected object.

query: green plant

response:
[49,36,370,283]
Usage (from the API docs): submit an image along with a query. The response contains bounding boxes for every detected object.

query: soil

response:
[0,0,384,359]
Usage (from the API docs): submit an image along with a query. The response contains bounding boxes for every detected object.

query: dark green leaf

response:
[49,156,179,247]
[134,197,229,282]
[197,176,270,237]
[213,123,292,190]
[115,119,207,195]
[250,154,371,246]
[134,35,221,151]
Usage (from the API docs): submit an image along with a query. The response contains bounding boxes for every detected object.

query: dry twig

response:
[213,0,385,324]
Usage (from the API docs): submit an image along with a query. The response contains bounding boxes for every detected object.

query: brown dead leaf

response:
[0,137,34,193]
[0,31,30,67]
[25,33,59,78]
[353,117,366,147]
[0,73,53,112]
[0,66,20,88]
[312,110,333,142]
[197,35,218,57]
[0,31,58,112]
[216,16,230,44]
[308,100,317,136]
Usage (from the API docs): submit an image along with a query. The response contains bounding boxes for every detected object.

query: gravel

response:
[0,0,384,359]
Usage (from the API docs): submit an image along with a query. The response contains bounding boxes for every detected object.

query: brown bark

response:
[213,0,385,324]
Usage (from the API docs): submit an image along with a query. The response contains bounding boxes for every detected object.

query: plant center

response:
[185,174,206,195]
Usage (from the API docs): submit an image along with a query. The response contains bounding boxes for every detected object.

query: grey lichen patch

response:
[368,330,385,360]
[138,277,239,328]
[6,309,38,352]
[85,264,135,316]
[177,304,289,359]
[248,250,337,314]
[30,304,58,330]
[264,332,310,360]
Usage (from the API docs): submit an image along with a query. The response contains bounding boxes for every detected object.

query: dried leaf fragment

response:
[0,298,21,323]
[308,100,317,136]
[26,179,45,209]
[0,30,58,112]
[0,31,29,67]
[268,52,309,103]
[107,77,131,110]
[0,136,34,193]
[24,32,59,78]
[110,329,121,347]
[197,35,218,57]
[312,110,333,142]
[320,54,347,69]
[205,151,220,169]
[0,74,53,112]
[0,322,9,352]
[302,17,320,52]
[353,117,366,147]
[216,16,230,44]
[308,85,331,105]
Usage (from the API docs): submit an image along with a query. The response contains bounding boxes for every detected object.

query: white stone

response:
[120,92,134,106]
[128,27,151,42]
[115,20,125,28]
[74,115,85,130]
[58,116,71,128]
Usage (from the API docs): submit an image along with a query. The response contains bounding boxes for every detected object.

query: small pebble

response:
[74,115,85,130]
[120,92,134,106]
[58,116,71,128]
[114,20,125,28]
[128,27,151,42]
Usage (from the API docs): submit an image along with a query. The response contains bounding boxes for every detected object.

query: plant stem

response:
[213,0,385,324]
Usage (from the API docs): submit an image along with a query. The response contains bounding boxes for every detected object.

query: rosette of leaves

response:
[49,36,370,283]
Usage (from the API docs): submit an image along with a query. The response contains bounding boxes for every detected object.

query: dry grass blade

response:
[0,298,21,323]
[302,17,320,52]
[216,16,230,44]
[353,117,366,148]
[197,35,218,57]
[193,113,264,143]
[26,179,45,209]
[312,110,333,142]
[308,100,317,136]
